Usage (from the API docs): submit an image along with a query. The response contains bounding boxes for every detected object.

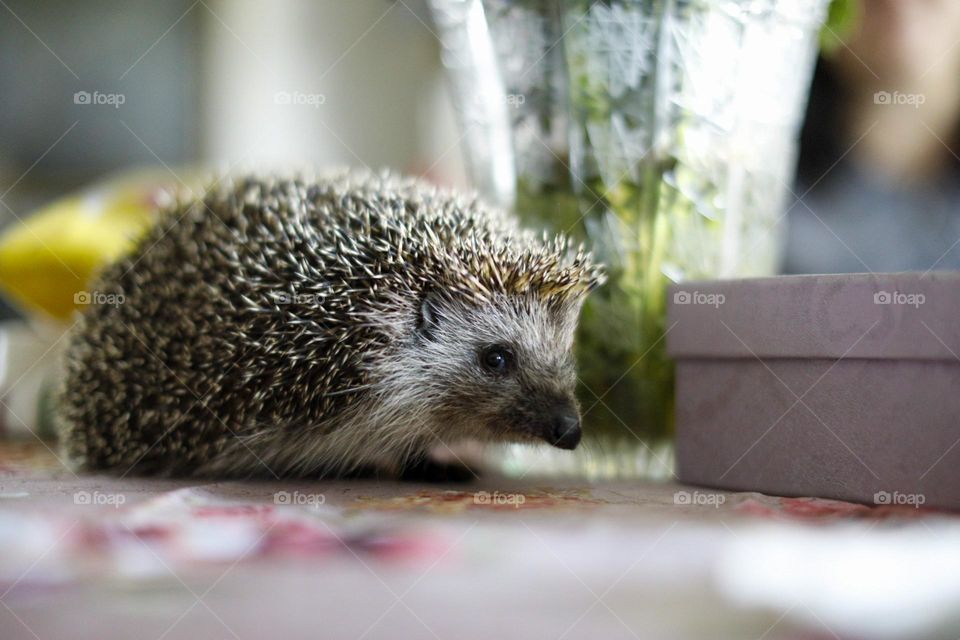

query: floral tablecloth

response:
[1,441,957,640]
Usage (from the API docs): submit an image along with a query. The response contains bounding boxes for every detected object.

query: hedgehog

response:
[56,169,604,479]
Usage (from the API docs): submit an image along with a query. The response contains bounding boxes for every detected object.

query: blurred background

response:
[0,0,467,216]
[2,0,960,443]
[790,0,960,274]
[4,1,960,282]
[4,0,960,284]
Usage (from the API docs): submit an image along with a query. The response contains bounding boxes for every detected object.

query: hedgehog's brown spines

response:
[436,230,604,309]
[57,169,604,478]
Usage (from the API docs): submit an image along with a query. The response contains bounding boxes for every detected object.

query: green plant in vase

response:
[429,0,839,475]
[558,0,840,446]
[572,176,681,445]
[559,0,681,445]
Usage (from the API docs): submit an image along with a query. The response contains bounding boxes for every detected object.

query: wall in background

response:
[202,0,465,186]
[0,0,467,221]
[0,0,202,212]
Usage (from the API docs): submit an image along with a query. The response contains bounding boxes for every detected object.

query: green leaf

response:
[820,0,858,55]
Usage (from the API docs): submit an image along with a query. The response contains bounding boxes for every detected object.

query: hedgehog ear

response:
[417,291,443,340]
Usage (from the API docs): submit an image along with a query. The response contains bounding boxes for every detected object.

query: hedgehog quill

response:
[57,170,604,478]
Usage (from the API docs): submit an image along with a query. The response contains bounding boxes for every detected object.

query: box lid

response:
[666,272,960,361]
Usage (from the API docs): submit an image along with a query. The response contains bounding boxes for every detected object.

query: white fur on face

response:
[362,293,584,451]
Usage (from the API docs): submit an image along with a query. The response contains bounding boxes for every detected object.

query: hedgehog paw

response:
[400,457,478,483]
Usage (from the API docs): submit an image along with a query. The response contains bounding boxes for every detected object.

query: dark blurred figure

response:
[786,0,960,273]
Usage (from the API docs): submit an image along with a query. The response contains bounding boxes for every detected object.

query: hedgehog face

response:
[412,292,585,450]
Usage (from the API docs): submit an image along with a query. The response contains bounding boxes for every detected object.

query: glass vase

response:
[429,0,828,478]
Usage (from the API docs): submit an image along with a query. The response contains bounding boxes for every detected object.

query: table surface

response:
[0,440,956,640]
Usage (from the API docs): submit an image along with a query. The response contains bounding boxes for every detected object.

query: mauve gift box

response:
[666,272,960,509]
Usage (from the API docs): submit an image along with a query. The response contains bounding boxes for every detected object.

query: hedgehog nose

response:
[550,413,581,450]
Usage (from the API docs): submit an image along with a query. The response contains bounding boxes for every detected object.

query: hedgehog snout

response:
[517,394,582,451]
[546,409,581,450]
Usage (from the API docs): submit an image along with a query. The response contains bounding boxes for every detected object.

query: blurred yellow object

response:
[0,171,187,322]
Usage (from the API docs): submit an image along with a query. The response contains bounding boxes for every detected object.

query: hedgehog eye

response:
[479,345,513,375]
